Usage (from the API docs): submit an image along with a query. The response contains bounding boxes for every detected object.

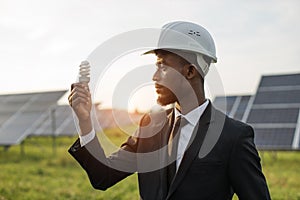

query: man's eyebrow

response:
[156,57,167,65]
[156,56,163,62]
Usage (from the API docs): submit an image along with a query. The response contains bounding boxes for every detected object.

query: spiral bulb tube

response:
[78,61,90,83]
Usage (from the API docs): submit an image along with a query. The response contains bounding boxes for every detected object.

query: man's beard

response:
[156,92,177,106]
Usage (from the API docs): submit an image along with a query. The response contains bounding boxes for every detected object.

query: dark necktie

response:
[167,115,187,188]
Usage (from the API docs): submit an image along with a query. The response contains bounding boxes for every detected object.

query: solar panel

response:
[245,73,300,150]
[213,96,238,115]
[57,121,77,136]
[32,105,77,136]
[213,95,251,121]
[213,73,300,150]
[0,90,67,145]
[0,94,34,126]
[254,128,295,150]
[52,105,76,136]
[233,96,251,120]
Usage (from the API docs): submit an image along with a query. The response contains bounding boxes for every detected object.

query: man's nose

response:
[152,70,160,82]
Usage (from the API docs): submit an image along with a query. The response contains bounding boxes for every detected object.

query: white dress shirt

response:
[79,128,96,147]
[79,100,209,171]
[173,100,209,170]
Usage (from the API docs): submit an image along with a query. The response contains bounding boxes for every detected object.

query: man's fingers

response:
[69,84,90,99]
[69,93,90,106]
[71,85,90,97]
[70,90,90,99]
[69,83,91,109]
[68,83,92,122]
[70,97,90,108]
[71,83,90,92]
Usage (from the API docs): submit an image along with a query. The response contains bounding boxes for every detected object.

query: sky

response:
[0,0,299,112]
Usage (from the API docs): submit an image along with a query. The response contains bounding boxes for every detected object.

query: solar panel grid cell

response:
[0,115,11,126]
[247,108,299,123]
[254,128,295,149]
[260,74,300,87]
[32,112,52,136]
[254,90,300,104]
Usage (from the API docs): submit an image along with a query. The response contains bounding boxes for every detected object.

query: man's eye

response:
[156,64,167,71]
[161,66,167,71]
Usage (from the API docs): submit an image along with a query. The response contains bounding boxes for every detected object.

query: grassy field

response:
[0,127,300,200]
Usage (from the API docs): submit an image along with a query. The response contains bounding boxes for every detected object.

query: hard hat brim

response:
[142,48,217,63]
[142,49,158,55]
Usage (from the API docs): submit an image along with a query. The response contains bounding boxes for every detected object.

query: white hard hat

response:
[144,21,217,76]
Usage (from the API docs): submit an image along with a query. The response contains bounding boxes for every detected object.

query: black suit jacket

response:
[69,103,271,200]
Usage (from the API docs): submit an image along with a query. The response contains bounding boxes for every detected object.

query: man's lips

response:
[155,84,164,93]
[155,84,163,89]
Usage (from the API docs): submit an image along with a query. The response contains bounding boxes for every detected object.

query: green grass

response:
[0,128,139,200]
[260,151,300,200]
[0,127,300,200]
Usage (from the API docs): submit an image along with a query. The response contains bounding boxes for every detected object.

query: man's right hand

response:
[68,83,92,135]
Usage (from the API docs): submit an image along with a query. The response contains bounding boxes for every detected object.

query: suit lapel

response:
[166,103,215,199]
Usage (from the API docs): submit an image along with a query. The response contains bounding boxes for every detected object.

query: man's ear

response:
[183,64,197,79]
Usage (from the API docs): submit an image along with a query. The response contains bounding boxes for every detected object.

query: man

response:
[68,21,271,199]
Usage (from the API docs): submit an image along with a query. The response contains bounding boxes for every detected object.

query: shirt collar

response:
[174,100,209,126]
